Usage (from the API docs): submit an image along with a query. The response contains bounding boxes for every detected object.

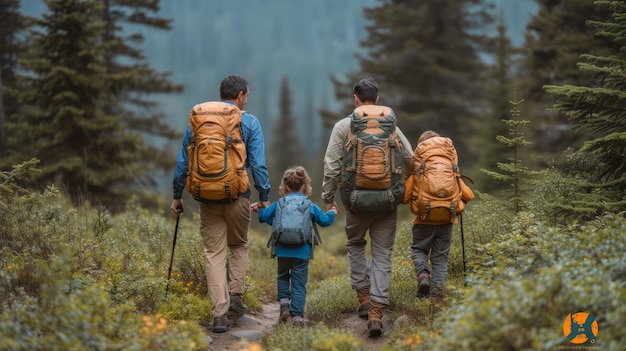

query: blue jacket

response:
[172,101,271,201]
[258,192,336,259]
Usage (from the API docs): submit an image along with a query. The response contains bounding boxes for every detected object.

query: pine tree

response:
[323,0,495,157]
[0,0,27,151]
[5,0,181,207]
[481,89,537,213]
[543,0,626,215]
[269,76,303,199]
[99,0,183,161]
[520,0,619,157]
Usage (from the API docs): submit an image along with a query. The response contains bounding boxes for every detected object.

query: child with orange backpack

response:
[403,130,474,299]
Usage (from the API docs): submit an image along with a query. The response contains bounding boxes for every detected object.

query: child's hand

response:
[250,202,259,213]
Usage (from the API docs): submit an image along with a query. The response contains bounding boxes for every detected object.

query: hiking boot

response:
[416,271,430,298]
[367,300,385,337]
[229,293,248,314]
[368,300,385,321]
[291,315,308,326]
[212,315,229,333]
[356,287,370,319]
[367,320,383,337]
[279,303,291,323]
[431,286,444,301]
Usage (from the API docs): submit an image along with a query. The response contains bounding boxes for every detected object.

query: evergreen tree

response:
[481,90,537,213]
[520,0,619,158]
[543,0,626,215]
[5,0,180,208]
[0,0,27,151]
[322,0,495,159]
[99,0,182,162]
[269,76,303,200]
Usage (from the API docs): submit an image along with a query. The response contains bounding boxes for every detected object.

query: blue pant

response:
[277,257,309,317]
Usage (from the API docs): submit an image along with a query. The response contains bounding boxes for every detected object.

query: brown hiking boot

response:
[367,320,383,337]
[367,300,385,337]
[356,287,370,319]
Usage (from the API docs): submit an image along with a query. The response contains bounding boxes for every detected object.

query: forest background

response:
[3,0,542,208]
[0,0,625,350]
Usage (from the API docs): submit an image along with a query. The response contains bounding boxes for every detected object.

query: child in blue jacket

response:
[252,166,338,325]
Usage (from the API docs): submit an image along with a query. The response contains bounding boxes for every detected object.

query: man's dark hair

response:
[353,77,378,103]
[220,75,248,100]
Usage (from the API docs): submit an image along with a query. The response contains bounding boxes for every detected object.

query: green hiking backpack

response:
[340,105,405,216]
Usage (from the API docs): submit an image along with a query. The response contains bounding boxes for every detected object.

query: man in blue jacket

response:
[170,75,271,333]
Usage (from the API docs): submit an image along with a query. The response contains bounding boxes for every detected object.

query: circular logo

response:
[563,312,599,344]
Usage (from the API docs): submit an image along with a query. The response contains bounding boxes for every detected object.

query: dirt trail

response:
[205,302,393,351]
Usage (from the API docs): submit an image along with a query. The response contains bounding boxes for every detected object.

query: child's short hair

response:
[279,166,312,197]
[418,130,440,144]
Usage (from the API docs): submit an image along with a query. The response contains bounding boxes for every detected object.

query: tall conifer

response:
[544,0,626,214]
[6,0,181,207]
[323,0,495,159]
[0,0,27,151]
[520,0,619,157]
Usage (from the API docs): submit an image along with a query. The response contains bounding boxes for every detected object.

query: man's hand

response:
[325,201,339,214]
[170,199,184,216]
[250,202,259,213]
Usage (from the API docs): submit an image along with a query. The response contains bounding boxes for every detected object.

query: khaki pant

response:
[345,208,397,306]
[199,197,250,317]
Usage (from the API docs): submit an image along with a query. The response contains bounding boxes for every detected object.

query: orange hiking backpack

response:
[185,101,249,203]
[407,136,473,223]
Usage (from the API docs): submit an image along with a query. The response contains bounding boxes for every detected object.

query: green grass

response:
[1,163,625,350]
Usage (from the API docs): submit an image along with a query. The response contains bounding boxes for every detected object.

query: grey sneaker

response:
[279,303,291,323]
[229,293,248,314]
[291,315,308,326]
[212,315,229,333]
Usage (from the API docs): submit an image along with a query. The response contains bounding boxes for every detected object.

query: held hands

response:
[250,201,270,213]
[326,201,340,215]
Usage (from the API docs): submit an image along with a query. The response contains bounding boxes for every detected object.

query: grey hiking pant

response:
[411,223,453,292]
[345,209,397,306]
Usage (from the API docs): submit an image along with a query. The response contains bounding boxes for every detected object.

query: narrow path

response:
[205,302,393,351]
[339,311,393,350]
[205,303,279,351]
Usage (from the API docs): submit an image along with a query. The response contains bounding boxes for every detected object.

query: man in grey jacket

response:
[321,77,414,337]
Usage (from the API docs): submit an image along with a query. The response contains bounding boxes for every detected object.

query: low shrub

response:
[263,323,367,351]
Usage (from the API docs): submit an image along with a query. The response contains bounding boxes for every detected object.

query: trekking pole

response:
[460,214,467,281]
[166,206,183,297]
